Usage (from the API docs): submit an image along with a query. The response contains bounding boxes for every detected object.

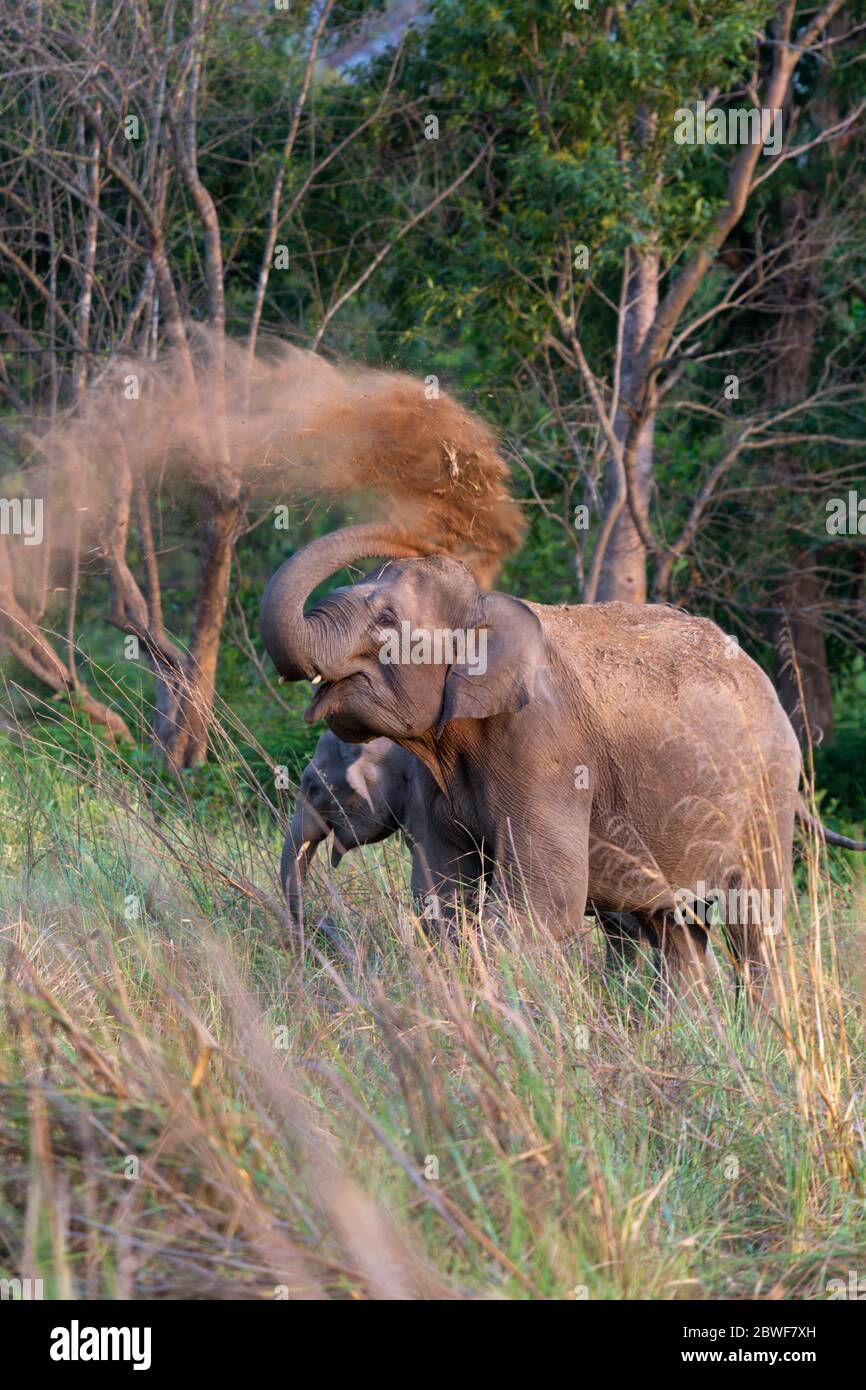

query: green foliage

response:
[816,658,866,825]
[2,0,863,825]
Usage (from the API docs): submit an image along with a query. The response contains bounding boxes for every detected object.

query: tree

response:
[377,0,865,610]
[0,0,484,765]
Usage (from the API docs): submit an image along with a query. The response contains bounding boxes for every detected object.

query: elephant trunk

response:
[282,801,328,929]
[260,524,439,682]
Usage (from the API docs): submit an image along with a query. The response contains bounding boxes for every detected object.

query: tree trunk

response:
[765,190,834,746]
[152,501,241,769]
[596,248,659,603]
[770,561,835,745]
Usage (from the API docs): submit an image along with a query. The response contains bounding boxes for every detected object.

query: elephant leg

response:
[722,922,778,1005]
[410,832,482,939]
[595,910,645,975]
[704,939,724,981]
[644,910,711,1009]
[595,909,721,989]
[718,866,786,1003]
[491,812,591,939]
[409,860,460,937]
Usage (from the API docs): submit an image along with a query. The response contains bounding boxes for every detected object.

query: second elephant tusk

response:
[311,674,323,685]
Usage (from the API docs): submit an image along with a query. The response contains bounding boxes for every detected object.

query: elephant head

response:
[282,730,408,927]
[260,524,548,752]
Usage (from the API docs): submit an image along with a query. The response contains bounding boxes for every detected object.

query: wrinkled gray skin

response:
[286,732,649,969]
[261,524,860,996]
[284,730,464,931]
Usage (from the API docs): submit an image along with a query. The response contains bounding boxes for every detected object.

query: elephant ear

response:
[345,755,377,812]
[436,592,547,733]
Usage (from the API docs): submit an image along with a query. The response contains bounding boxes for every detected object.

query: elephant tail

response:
[796,801,866,851]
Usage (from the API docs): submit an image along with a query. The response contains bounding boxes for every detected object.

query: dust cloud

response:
[32,333,525,582]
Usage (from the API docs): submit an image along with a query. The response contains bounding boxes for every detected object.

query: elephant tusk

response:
[277,675,285,685]
[310,674,323,685]
[295,840,312,862]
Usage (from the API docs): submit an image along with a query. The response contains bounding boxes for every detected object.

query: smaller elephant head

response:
[283,731,410,928]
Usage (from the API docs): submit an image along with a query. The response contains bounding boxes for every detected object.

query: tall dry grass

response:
[1,681,865,1300]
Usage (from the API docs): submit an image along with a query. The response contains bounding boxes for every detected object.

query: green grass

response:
[1,699,865,1300]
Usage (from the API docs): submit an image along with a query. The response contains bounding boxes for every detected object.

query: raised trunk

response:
[596,248,659,604]
[260,524,438,681]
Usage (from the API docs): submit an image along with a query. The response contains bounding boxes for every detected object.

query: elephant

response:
[261,523,865,997]
[286,732,665,975]
[283,729,464,931]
